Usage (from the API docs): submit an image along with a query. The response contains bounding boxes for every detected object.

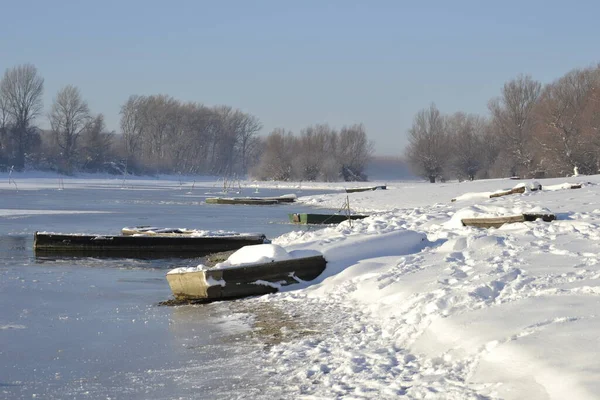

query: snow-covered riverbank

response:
[1,172,599,399]
[262,176,600,399]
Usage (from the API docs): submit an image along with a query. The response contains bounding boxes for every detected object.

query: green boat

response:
[289,213,369,225]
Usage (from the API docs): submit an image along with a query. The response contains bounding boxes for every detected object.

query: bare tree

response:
[293,124,334,181]
[0,64,44,169]
[169,102,210,174]
[534,67,600,175]
[479,121,502,178]
[405,104,449,183]
[447,113,487,180]
[142,94,177,169]
[243,134,263,174]
[488,75,541,177]
[338,123,373,181]
[49,85,91,173]
[251,128,295,180]
[235,112,262,175]
[118,95,262,176]
[0,94,11,165]
[79,114,113,171]
[119,95,146,171]
[586,74,600,167]
[210,105,242,176]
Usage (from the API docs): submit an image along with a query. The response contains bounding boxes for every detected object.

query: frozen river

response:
[0,178,333,399]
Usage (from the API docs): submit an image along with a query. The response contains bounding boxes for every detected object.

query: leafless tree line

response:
[0,63,375,180]
[0,64,44,170]
[0,65,113,174]
[0,64,262,176]
[406,65,600,182]
[251,124,374,181]
[119,95,262,175]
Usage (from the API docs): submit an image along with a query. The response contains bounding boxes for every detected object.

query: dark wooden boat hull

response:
[205,198,280,205]
[289,213,368,225]
[33,232,267,258]
[263,196,296,203]
[345,185,386,193]
[167,255,327,302]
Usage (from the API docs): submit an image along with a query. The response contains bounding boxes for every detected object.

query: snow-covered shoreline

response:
[2,173,599,398]
[267,176,600,399]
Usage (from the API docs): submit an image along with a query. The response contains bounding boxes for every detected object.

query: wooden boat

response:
[166,255,327,302]
[345,185,387,193]
[206,197,280,205]
[461,213,555,228]
[289,213,369,225]
[205,194,296,205]
[33,231,268,258]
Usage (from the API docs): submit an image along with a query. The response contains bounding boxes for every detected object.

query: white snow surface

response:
[126,227,262,237]
[261,176,600,400]
[167,264,209,275]
[2,172,600,399]
[214,243,321,269]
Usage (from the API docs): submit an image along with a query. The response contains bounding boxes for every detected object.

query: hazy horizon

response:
[2,0,599,156]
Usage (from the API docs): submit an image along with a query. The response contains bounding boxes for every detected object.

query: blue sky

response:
[1,0,598,156]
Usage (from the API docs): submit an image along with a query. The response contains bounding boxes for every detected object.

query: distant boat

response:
[205,194,296,205]
[289,213,369,225]
[166,255,327,302]
[33,231,268,258]
[345,185,386,193]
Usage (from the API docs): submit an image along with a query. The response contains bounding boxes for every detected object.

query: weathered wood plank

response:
[489,186,526,198]
[461,215,525,228]
[462,213,556,228]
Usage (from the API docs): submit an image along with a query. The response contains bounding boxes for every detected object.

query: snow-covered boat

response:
[166,244,326,302]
